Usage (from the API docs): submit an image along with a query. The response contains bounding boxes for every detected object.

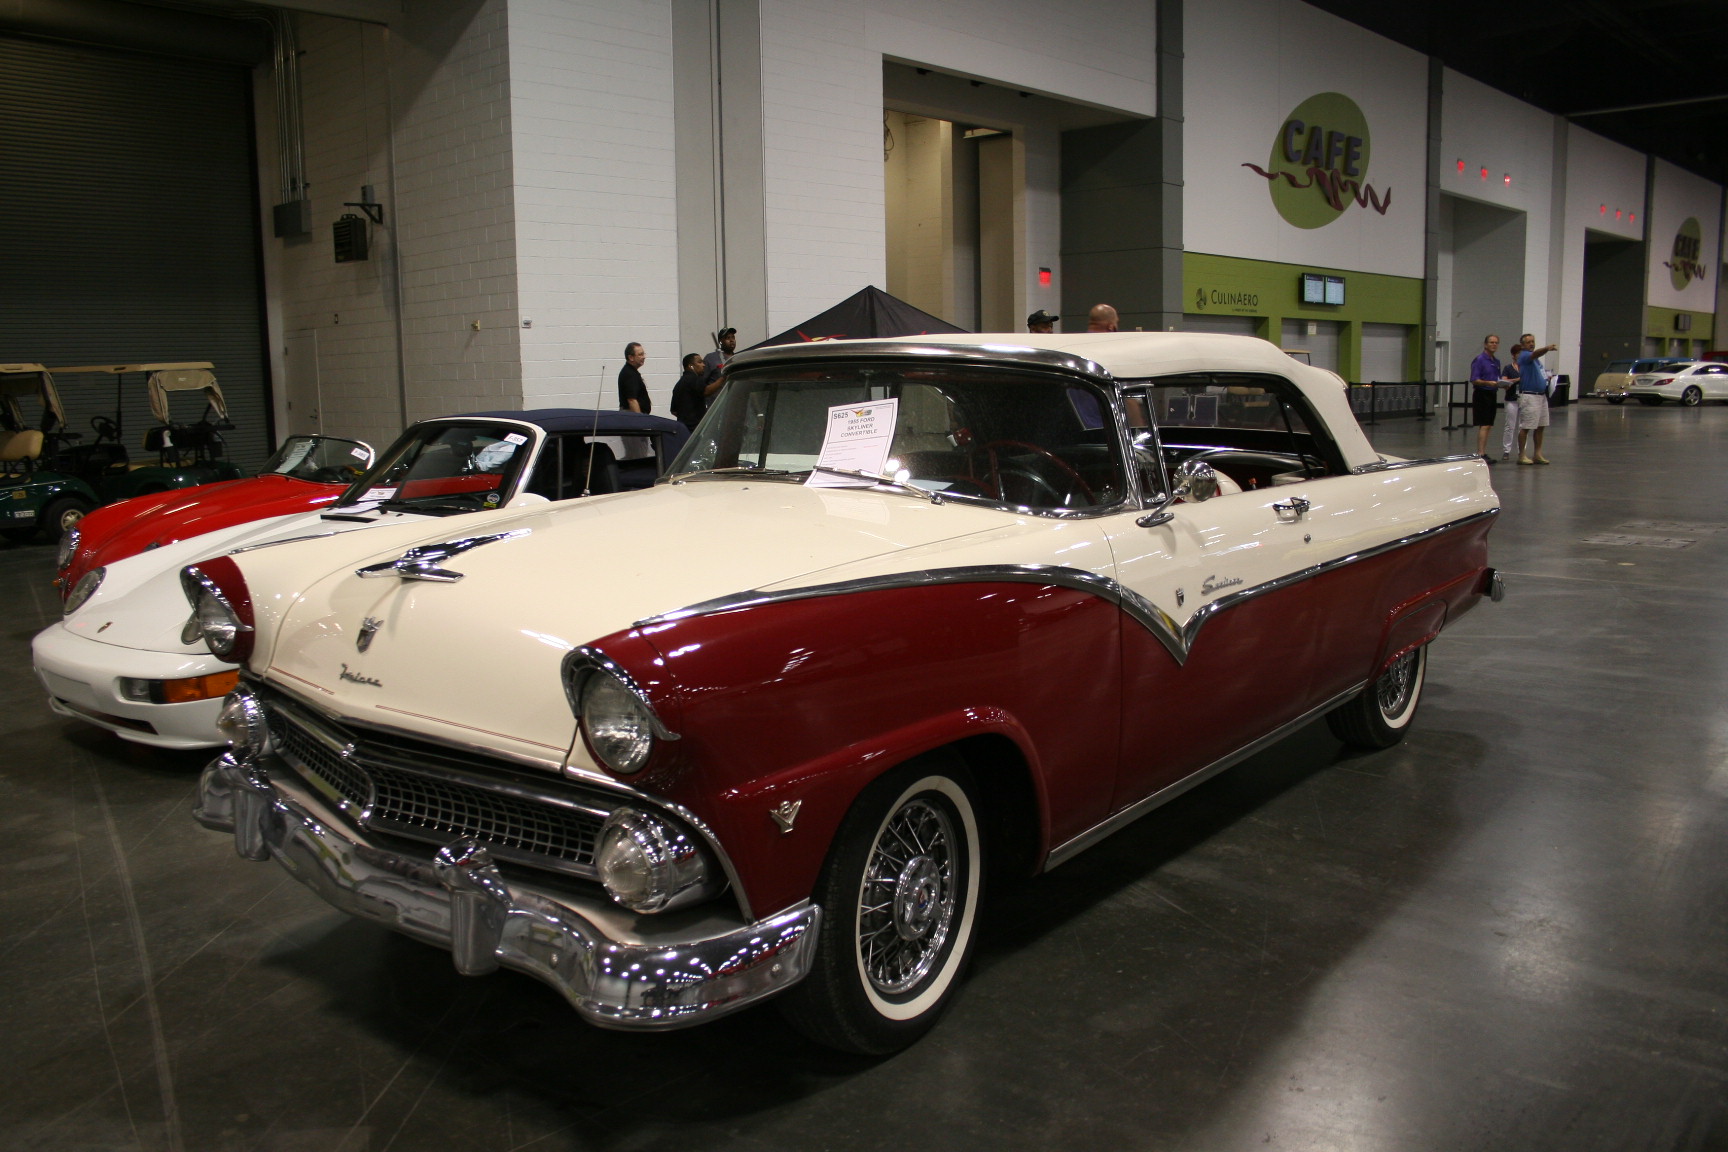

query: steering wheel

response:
[977,440,1096,507]
[89,415,119,442]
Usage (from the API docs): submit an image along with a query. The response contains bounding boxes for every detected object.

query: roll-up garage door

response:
[0,34,269,469]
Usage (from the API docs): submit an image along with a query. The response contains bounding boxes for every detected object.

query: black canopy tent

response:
[747,286,968,349]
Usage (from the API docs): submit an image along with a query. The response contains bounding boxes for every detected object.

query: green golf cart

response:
[0,361,244,542]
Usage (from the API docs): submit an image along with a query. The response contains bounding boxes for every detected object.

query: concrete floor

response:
[3,399,1726,1152]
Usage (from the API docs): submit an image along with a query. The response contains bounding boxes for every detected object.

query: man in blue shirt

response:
[1513,332,1559,464]
[1468,334,1502,461]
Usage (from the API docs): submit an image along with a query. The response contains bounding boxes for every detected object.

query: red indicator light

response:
[1615,209,1622,219]
[1457,159,1465,173]
[1503,174,1511,186]
[1629,213,1635,223]
[1038,267,1052,287]
[1600,204,1607,214]
[1480,167,1488,179]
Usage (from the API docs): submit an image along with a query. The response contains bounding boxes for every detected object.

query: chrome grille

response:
[263,691,608,880]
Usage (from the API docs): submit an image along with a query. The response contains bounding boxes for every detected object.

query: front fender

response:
[590,581,1123,916]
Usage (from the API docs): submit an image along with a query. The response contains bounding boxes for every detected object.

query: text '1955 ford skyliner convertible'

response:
[183,333,1501,1053]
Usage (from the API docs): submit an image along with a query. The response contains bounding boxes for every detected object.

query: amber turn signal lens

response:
[159,670,241,704]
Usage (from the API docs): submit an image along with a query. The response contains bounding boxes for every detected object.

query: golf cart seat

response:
[0,429,43,473]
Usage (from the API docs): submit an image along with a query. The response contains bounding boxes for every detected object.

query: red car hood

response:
[67,474,345,585]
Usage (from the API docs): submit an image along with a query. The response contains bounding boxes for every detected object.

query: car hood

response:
[60,503,453,655]
[245,481,1069,757]
[79,475,342,568]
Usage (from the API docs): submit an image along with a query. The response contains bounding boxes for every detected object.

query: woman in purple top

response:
[1469,334,1502,460]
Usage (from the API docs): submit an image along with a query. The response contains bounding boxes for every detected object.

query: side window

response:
[1121,385,1166,503]
[1140,372,1347,493]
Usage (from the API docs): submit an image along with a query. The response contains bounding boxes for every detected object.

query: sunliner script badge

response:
[339,663,383,688]
[1201,574,1244,596]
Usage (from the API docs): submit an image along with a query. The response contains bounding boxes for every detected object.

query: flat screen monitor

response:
[1324,276,1346,305]
[1300,273,1325,304]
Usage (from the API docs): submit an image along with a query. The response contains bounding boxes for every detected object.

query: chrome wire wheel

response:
[858,797,957,996]
[1376,647,1420,721]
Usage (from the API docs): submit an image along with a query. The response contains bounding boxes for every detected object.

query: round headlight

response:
[595,807,718,913]
[214,688,273,758]
[63,566,105,616]
[56,526,81,570]
[580,673,655,774]
[195,588,244,659]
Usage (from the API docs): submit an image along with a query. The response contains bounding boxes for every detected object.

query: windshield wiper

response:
[373,495,494,516]
[666,465,799,482]
[805,465,945,505]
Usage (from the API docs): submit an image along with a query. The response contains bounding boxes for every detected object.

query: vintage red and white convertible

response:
[187,334,1500,1053]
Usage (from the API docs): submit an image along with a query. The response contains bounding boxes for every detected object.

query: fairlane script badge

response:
[339,663,383,688]
[1201,574,1244,596]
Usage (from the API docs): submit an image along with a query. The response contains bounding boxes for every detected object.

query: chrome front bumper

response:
[195,752,821,1029]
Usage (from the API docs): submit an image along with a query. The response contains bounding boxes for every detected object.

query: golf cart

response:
[0,361,244,542]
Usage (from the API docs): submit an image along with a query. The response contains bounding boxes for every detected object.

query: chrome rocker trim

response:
[638,508,1500,667]
[194,751,821,1029]
[1044,679,1369,869]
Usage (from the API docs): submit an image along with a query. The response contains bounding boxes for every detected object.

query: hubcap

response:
[1377,649,1419,718]
[858,797,957,995]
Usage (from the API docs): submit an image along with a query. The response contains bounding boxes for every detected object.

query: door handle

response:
[1272,495,1310,522]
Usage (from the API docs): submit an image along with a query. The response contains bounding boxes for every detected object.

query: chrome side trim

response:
[635,508,1501,667]
[227,530,344,556]
[1044,679,1369,870]
[1351,452,1483,474]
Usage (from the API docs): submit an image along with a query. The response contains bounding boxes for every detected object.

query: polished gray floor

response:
[4,400,1726,1151]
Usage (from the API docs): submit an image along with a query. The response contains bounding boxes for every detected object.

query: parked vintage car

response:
[1625,360,1728,406]
[34,408,686,749]
[58,432,376,593]
[184,334,1500,1053]
[1590,357,1689,403]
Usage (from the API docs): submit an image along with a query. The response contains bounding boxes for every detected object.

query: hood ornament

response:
[356,616,382,652]
[356,528,529,583]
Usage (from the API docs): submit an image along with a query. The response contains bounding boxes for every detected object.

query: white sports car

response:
[1626,360,1728,406]
[33,409,686,749]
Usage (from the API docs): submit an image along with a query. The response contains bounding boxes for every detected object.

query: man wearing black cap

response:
[1027,309,1059,334]
[702,327,737,389]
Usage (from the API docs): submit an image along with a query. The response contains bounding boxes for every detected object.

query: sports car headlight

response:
[56,526,81,570]
[595,807,719,913]
[562,647,679,775]
[214,687,273,758]
[63,566,105,616]
[193,588,248,659]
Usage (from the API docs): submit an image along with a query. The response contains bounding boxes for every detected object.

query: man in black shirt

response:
[670,353,708,430]
[702,327,736,387]
[618,342,650,413]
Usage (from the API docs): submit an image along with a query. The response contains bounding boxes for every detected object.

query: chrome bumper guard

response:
[195,752,820,1029]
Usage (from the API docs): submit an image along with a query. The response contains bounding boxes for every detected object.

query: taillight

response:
[180,556,256,664]
[1654,378,1674,386]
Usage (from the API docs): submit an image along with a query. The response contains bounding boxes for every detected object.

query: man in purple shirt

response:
[1469,334,1502,461]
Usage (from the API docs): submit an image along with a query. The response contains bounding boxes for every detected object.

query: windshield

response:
[337,421,533,513]
[671,365,1127,511]
[1604,361,1635,373]
[261,435,372,482]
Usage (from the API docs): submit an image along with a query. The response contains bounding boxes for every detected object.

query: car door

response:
[1698,363,1728,398]
[1100,374,1370,812]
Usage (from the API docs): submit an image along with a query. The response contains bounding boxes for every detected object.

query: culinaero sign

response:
[1244,92,1390,229]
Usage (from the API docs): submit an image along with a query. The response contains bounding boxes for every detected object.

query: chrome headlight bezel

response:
[62,565,105,616]
[561,647,679,775]
[56,526,81,570]
[594,806,720,913]
[214,686,273,758]
[180,566,253,661]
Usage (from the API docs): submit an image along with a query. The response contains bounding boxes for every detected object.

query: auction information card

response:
[805,398,899,487]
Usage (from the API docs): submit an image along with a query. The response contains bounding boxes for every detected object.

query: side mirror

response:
[1172,458,1221,503]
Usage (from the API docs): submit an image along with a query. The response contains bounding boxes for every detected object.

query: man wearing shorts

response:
[1469,334,1502,461]
[1514,333,1559,464]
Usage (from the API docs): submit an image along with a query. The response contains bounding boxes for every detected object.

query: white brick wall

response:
[507,0,683,413]
[757,0,1153,335]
